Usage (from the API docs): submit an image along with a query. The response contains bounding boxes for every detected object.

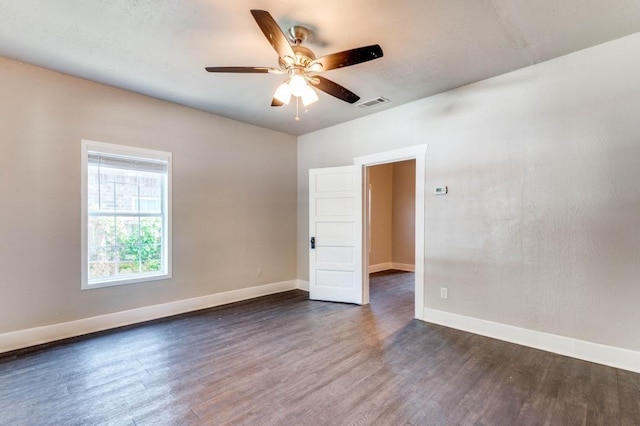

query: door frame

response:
[354,145,427,320]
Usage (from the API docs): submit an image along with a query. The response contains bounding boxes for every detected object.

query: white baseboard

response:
[296,279,309,292]
[369,262,392,273]
[423,307,640,374]
[0,280,298,355]
[369,262,415,273]
[392,263,415,272]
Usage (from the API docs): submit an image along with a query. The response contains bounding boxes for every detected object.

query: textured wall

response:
[0,57,297,334]
[297,33,640,351]
[368,164,393,266]
[368,161,415,268]
[392,160,416,266]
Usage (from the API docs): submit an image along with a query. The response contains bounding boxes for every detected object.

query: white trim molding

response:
[369,263,393,273]
[354,144,427,320]
[390,263,415,272]
[423,308,640,373]
[296,279,310,292]
[0,280,298,355]
[81,139,173,290]
[369,263,415,273]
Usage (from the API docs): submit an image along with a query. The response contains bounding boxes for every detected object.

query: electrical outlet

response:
[256,267,263,277]
[440,287,448,300]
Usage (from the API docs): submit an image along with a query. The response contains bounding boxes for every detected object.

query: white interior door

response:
[309,165,363,304]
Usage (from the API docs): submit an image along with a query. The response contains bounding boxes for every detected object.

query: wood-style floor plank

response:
[1,270,638,425]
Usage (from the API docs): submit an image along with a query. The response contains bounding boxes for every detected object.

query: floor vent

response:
[357,97,390,108]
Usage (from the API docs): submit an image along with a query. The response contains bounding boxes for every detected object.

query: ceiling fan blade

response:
[312,44,383,71]
[250,10,295,60]
[205,66,282,74]
[271,98,284,107]
[311,76,360,104]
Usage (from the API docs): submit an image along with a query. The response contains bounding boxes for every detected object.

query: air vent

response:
[357,97,390,108]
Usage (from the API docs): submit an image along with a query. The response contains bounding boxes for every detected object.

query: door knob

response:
[310,237,315,249]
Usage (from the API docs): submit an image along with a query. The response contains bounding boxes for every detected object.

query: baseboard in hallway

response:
[369,262,415,273]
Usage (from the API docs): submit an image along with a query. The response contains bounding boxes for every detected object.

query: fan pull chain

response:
[295,97,300,121]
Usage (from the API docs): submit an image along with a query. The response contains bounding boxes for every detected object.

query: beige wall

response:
[0,57,297,334]
[368,164,393,266]
[392,160,415,266]
[368,161,415,268]
[297,33,640,351]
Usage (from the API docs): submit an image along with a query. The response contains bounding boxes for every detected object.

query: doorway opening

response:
[355,145,426,319]
[307,145,426,317]
[366,160,416,316]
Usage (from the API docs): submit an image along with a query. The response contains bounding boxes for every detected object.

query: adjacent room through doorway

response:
[367,160,416,318]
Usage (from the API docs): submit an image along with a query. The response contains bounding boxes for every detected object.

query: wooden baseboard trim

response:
[369,263,392,273]
[423,307,640,373]
[391,263,415,272]
[369,262,415,273]
[296,279,310,292]
[0,280,298,354]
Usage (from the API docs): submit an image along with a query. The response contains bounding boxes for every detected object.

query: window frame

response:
[81,139,172,290]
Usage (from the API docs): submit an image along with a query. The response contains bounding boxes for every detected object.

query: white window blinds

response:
[88,152,168,174]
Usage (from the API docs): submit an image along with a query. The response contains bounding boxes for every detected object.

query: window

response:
[81,140,171,289]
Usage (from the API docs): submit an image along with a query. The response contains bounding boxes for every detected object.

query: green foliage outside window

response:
[89,216,163,279]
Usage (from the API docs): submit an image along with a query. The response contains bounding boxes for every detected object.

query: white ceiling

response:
[1,1,639,135]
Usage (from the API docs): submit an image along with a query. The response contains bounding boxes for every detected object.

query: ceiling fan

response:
[205,10,383,118]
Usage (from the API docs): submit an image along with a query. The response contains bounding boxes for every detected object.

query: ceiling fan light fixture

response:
[282,55,295,66]
[289,74,308,97]
[274,82,292,104]
[308,62,323,73]
[301,86,318,106]
[205,10,384,114]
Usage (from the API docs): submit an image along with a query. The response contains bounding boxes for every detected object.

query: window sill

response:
[81,272,171,290]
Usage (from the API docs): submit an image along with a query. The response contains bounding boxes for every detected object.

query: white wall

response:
[297,33,640,351]
[0,57,297,335]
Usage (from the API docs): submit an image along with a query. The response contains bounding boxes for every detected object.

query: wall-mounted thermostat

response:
[434,186,448,195]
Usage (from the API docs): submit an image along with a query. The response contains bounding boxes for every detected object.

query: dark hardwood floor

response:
[1,270,639,425]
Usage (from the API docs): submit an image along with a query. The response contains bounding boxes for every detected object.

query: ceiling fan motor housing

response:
[288,25,311,45]
[279,45,316,69]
